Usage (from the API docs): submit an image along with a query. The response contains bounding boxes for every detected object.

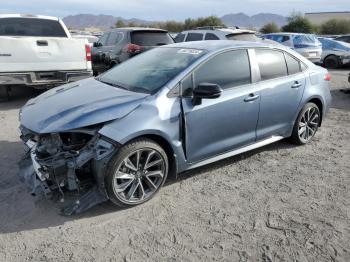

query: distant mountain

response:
[63,13,287,30]
[63,14,156,29]
[221,13,287,28]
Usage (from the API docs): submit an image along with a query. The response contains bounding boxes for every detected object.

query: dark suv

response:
[91,27,174,75]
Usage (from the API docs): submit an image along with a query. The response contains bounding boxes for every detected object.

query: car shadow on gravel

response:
[0,86,43,110]
[0,139,297,234]
[167,139,296,185]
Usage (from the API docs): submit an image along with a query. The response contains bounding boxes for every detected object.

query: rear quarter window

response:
[255,49,288,80]
[0,18,67,37]
[284,52,301,75]
[205,33,220,40]
[131,31,174,46]
[185,33,203,42]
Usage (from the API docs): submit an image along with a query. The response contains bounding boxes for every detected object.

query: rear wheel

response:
[290,103,321,145]
[324,55,340,69]
[105,139,168,207]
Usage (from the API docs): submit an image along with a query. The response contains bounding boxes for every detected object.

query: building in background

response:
[305,12,350,25]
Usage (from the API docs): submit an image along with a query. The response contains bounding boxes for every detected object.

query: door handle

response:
[36,40,48,46]
[244,93,260,102]
[291,82,302,88]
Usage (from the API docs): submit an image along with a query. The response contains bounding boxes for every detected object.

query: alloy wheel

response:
[112,148,166,204]
[298,106,320,143]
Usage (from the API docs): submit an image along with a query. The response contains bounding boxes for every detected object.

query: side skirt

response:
[187,136,284,170]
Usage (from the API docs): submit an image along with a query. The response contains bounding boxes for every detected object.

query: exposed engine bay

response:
[18,125,117,215]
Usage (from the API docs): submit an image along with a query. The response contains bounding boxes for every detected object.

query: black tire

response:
[105,138,168,208]
[109,61,118,69]
[324,55,340,69]
[290,102,321,145]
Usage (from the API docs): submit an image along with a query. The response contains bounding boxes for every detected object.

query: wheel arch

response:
[124,133,178,179]
[306,97,324,126]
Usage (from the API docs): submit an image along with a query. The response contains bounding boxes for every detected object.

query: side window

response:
[98,33,109,46]
[106,32,123,45]
[194,49,251,90]
[271,35,289,43]
[255,49,288,80]
[186,33,203,42]
[174,33,185,43]
[205,33,219,40]
[284,52,301,75]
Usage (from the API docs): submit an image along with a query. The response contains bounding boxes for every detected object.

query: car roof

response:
[182,28,255,35]
[0,14,59,21]
[164,40,277,52]
[110,27,168,33]
[264,32,314,36]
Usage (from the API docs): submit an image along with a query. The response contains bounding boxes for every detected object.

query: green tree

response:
[127,22,137,27]
[320,19,350,35]
[260,22,280,34]
[282,13,316,33]
[115,20,126,28]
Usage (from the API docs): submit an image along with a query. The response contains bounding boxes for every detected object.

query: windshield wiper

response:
[97,78,128,90]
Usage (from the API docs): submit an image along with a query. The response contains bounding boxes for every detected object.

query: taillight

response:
[123,44,143,54]
[85,44,91,62]
[324,72,331,81]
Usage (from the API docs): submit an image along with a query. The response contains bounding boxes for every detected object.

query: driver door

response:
[181,49,261,163]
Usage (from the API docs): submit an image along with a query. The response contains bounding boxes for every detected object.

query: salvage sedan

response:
[18,41,332,215]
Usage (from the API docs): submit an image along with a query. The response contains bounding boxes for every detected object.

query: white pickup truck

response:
[0,14,92,92]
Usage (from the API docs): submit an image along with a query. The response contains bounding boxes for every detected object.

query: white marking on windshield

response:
[177,49,203,55]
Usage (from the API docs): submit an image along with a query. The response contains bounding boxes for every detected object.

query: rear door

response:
[182,49,260,163]
[103,31,124,67]
[0,17,88,72]
[254,49,306,139]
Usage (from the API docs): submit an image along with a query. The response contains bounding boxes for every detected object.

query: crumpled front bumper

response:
[18,153,51,199]
[17,131,117,215]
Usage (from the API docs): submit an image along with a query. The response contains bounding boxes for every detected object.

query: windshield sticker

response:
[178,49,203,55]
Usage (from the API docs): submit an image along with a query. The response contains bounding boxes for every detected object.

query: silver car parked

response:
[263,33,322,63]
[318,37,350,69]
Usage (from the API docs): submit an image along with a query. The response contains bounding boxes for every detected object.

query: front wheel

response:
[290,103,321,145]
[105,139,169,207]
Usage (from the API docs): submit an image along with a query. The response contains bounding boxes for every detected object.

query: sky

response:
[0,0,349,20]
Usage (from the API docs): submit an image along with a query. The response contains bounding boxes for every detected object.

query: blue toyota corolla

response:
[18,41,332,215]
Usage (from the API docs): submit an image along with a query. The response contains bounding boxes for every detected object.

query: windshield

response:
[293,35,321,48]
[98,47,206,94]
[0,18,67,37]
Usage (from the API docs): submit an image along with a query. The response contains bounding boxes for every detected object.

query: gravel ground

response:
[0,70,349,262]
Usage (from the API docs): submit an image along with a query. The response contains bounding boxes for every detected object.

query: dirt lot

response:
[0,70,349,262]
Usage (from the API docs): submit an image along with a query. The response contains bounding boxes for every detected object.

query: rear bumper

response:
[0,70,92,87]
[307,57,322,63]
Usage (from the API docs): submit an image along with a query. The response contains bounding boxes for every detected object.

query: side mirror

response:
[93,42,101,47]
[192,83,222,106]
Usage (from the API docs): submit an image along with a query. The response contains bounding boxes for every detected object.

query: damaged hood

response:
[20,78,149,133]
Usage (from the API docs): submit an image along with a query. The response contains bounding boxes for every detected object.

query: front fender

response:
[98,96,187,170]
